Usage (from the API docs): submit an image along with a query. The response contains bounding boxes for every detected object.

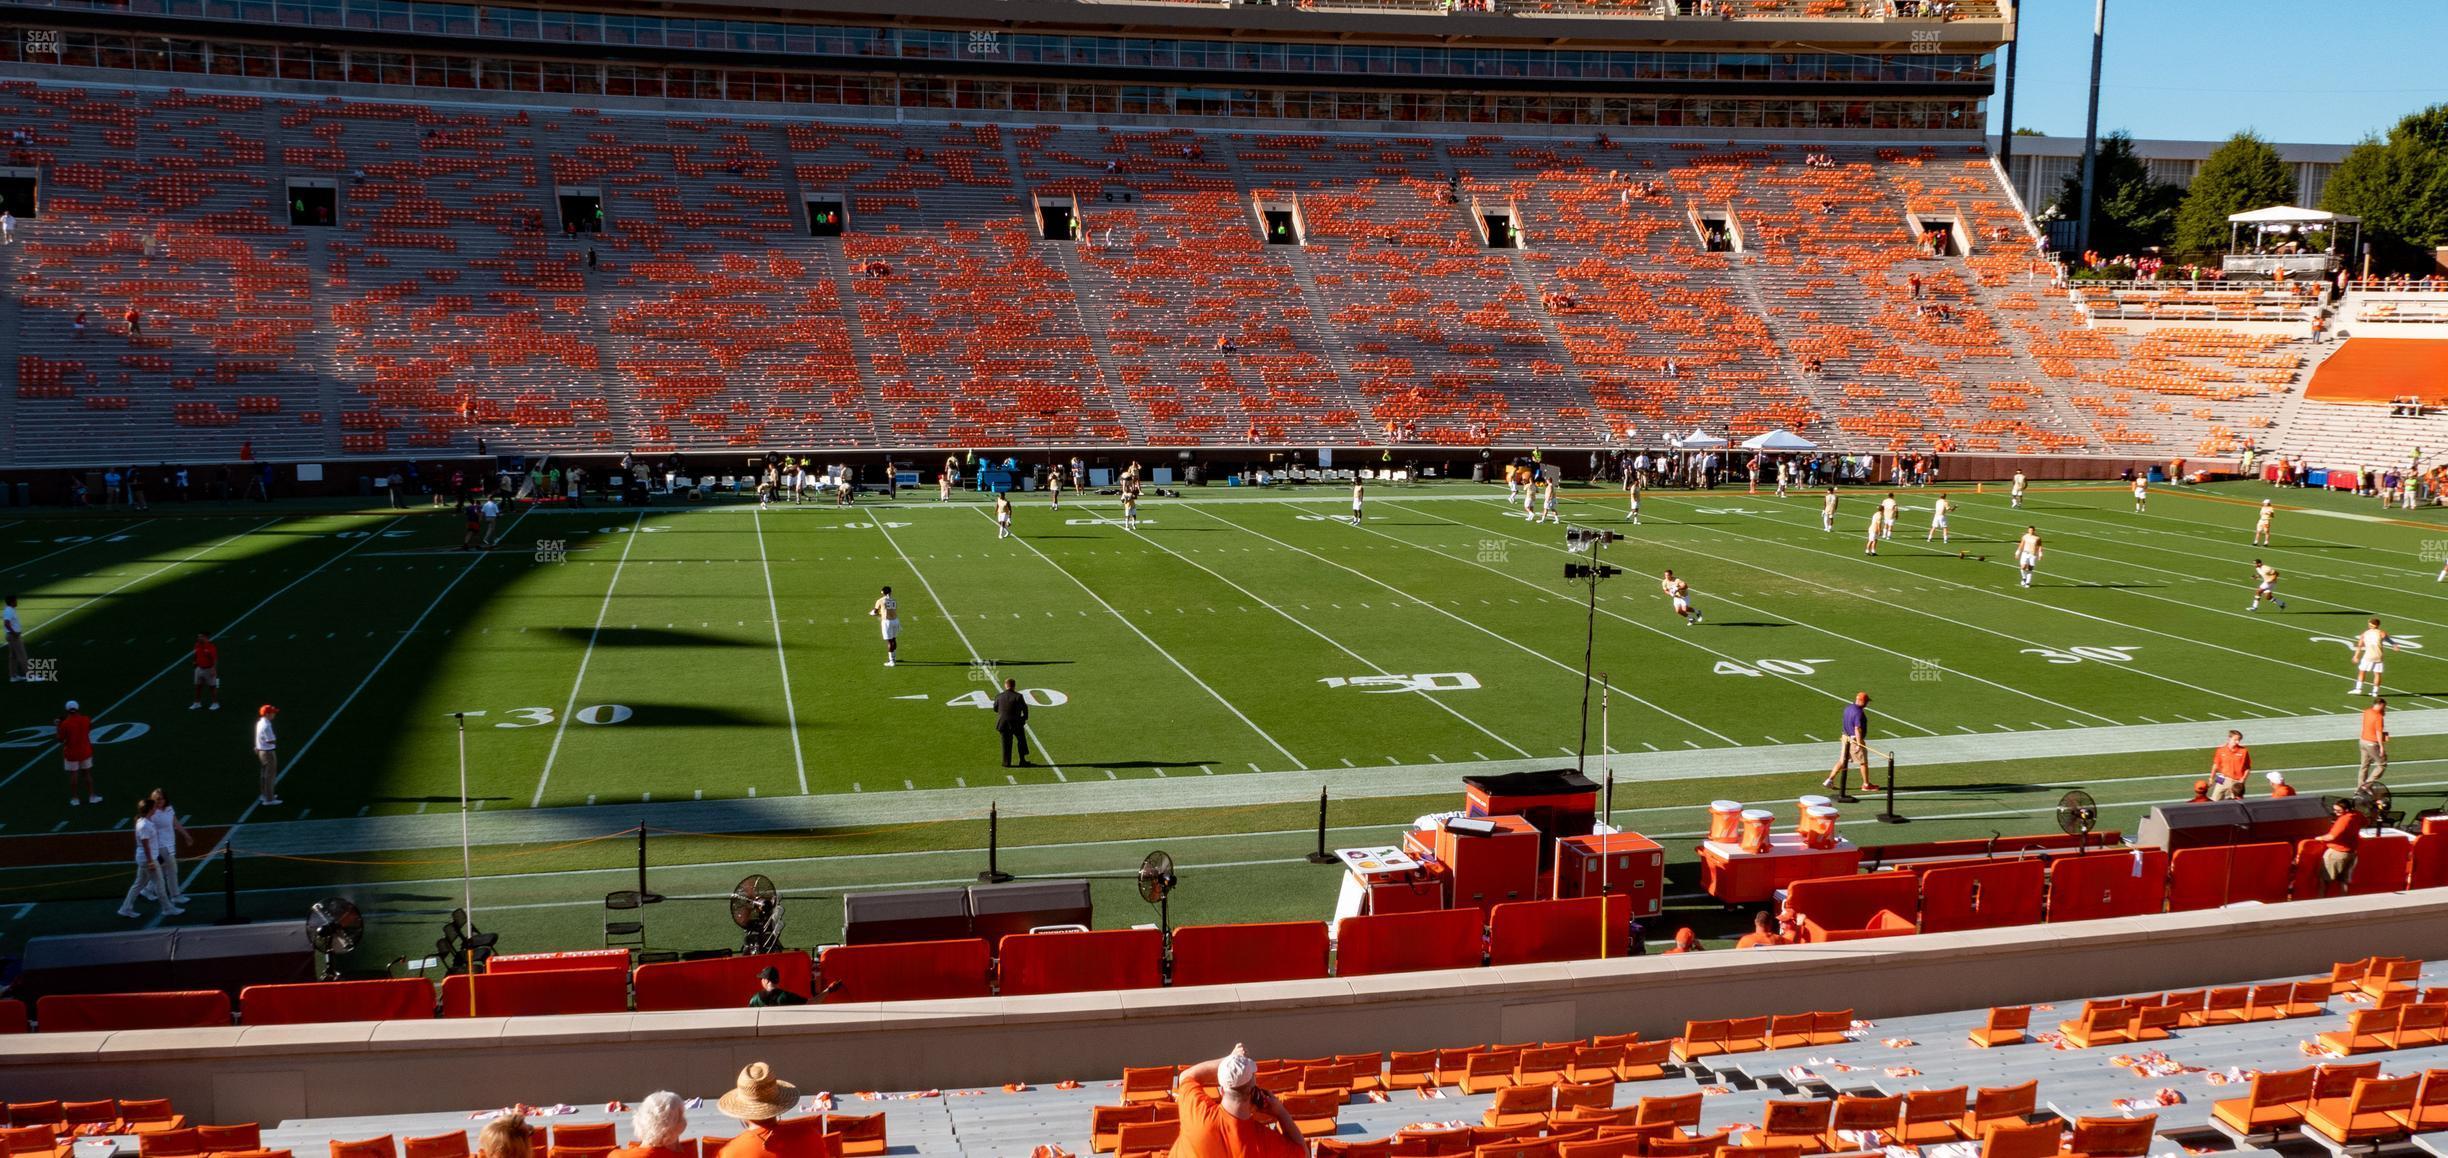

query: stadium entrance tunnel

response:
[1697,213,1740,253]
[1481,211,1523,250]
[1037,199,1078,241]
[1919,219,1963,255]
[287,179,338,228]
[558,190,604,234]
[1262,208,1301,246]
[0,171,35,218]
[807,198,845,237]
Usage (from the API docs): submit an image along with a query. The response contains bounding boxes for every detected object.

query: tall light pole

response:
[1996,2,2021,184]
[2074,0,2108,258]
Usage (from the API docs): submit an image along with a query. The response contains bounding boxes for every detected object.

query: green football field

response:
[5,478,2447,963]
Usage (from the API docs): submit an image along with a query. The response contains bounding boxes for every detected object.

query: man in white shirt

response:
[2,594,25,682]
[479,497,501,548]
[254,704,282,806]
[869,586,899,667]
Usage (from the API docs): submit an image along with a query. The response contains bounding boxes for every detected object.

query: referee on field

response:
[994,678,1030,768]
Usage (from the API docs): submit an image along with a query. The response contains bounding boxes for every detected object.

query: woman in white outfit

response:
[149,787,193,905]
[117,798,182,918]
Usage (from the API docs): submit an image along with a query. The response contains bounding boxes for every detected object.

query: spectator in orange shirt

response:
[2187,780,2212,804]
[1168,1045,1307,1158]
[1662,928,1703,954]
[2360,698,2389,787]
[615,1093,688,1158]
[716,1064,819,1158]
[2265,771,2296,798]
[2208,730,2251,801]
[2318,799,2363,898]
[1735,911,1790,949]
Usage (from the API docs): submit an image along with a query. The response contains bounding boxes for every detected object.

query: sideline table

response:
[1697,834,1861,904]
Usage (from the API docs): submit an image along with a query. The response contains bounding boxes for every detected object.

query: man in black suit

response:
[994,677,1030,767]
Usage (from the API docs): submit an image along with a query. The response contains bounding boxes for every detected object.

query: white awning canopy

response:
[1673,430,1727,449]
[1740,429,1819,451]
[2228,205,2360,226]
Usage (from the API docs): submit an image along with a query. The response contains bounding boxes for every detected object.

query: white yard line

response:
[1368,501,1949,735]
[23,517,282,638]
[753,509,810,795]
[1,517,160,576]
[533,511,647,807]
[0,516,408,792]
[871,516,1066,779]
[1937,501,2448,665]
[1419,502,2123,728]
[964,507,1309,770]
[160,509,534,920]
[1119,508,1535,759]
[1192,501,1741,746]
[1616,495,2309,716]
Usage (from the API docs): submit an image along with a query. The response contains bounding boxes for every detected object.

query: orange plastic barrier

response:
[816,939,990,1004]
[440,967,628,1018]
[1787,871,1920,942]
[1169,922,1331,988]
[1486,896,1630,965]
[2413,832,2448,890]
[2293,835,2411,898]
[242,978,436,1025]
[1334,907,1486,977]
[636,952,814,1012]
[37,990,231,1032]
[2045,850,2169,922]
[0,999,25,1035]
[2305,338,2448,403]
[2166,843,2293,911]
[1917,859,2044,934]
[998,929,1164,997]
[485,949,632,976]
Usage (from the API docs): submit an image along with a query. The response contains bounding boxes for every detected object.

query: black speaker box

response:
[841,887,971,946]
[969,879,1093,947]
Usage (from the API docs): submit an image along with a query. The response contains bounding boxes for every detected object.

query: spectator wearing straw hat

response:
[715,1063,818,1158]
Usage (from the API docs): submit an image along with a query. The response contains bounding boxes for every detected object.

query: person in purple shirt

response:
[1822,691,1873,794]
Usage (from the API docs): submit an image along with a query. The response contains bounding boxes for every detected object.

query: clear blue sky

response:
[1988,0,2448,144]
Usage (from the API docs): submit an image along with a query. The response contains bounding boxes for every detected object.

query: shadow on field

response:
[2051,581,2166,589]
[1074,759,1216,770]
[599,703,763,727]
[1893,781,2055,797]
[888,658,1073,668]
[1706,621,1790,629]
[369,793,512,804]
[2278,545,2368,551]
[2292,609,2376,615]
[548,626,755,648]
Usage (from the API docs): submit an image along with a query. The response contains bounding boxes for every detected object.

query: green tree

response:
[2322,103,2448,269]
[2173,132,2296,258]
[2050,131,2182,257]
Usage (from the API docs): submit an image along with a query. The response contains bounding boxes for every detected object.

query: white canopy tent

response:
[1672,430,1727,449]
[2227,205,2361,261]
[1739,429,1818,451]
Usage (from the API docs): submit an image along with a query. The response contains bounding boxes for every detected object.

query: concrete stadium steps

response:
[200,958,2448,1158]
[0,83,330,465]
[539,113,874,451]
[1023,126,1363,446]
[0,79,2385,458]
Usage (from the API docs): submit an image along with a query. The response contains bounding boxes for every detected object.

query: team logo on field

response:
[23,658,57,683]
[533,539,568,564]
[1318,672,1481,694]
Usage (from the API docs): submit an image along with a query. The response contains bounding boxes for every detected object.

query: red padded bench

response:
[440,966,628,1017]
[1789,871,1920,942]
[1169,922,1330,988]
[636,952,813,1012]
[37,990,232,1032]
[998,929,1163,996]
[1334,907,1484,977]
[1487,896,1630,964]
[242,978,436,1025]
[817,939,991,1004]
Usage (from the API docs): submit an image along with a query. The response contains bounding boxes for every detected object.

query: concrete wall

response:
[5,890,2443,1123]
